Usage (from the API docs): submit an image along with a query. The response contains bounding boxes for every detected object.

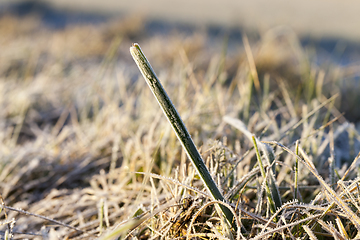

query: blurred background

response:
[1,0,360,63]
[1,0,360,40]
[1,0,360,119]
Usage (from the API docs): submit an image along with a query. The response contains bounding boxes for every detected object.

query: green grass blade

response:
[129,43,236,229]
[294,140,300,200]
[252,136,277,215]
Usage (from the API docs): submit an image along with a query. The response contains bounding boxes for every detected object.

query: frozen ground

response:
[1,1,360,239]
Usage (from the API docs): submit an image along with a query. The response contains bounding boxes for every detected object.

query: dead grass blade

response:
[1,205,85,235]
[302,225,318,240]
[251,214,322,240]
[278,94,338,141]
[186,200,244,240]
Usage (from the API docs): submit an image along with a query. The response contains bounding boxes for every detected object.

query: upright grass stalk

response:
[294,140,299,200]
[129,43,235,229]
[252,136,277,215]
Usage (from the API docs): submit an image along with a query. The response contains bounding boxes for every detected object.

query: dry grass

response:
[1,14,360,240]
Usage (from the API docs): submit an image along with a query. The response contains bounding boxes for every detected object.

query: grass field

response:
[1,14,360,239]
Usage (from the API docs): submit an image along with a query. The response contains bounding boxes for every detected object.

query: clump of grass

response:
[0,14,360,240]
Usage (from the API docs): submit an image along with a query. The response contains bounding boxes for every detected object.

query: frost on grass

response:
[0,15,360,239]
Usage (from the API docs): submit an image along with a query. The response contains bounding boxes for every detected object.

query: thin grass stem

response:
[252,135,276,215]
[294,140,299,200]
